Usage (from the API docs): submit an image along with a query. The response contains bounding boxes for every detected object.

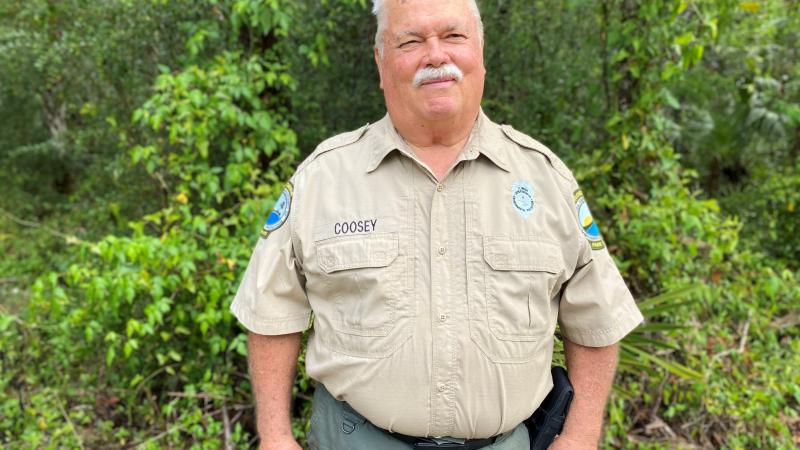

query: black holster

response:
[524,366,574,450]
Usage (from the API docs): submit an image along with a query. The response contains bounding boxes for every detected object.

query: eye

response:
[446,33,466,40]
[399,39,420,48]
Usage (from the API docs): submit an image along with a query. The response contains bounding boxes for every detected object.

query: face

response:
[375,0,485,124]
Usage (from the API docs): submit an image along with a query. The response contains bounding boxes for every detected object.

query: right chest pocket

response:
[314,232,414,358]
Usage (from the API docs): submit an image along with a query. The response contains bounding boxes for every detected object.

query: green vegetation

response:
[1,0,798,448]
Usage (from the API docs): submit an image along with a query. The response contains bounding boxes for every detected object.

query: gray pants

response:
[307,384,530,450]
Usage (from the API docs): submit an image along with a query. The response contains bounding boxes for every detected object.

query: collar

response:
[365,109,511,173]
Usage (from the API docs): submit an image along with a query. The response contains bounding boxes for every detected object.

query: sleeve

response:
[229,181,312,335]
[557,188,644,347]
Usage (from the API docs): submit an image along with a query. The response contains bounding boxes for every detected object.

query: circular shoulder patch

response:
[260,183,293,239]
[573,190,605,250]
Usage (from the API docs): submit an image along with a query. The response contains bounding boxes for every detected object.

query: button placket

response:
[429,175,452,435]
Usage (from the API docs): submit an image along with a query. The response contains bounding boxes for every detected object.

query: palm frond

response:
[618,284,705,381]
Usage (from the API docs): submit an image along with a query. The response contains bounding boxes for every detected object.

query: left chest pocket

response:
[468,236,565,363]
[314,232,414,358]
[483,237,564,340]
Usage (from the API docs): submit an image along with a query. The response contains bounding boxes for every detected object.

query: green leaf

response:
[621,342,703,380]
[106,347,116,367]
[662,89,681,109]
[675,32,694,46]
[129,374,144,387]
[637,285,702,313]
[168,350,182,362]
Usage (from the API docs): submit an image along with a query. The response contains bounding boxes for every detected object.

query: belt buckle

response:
[413,441,467,449]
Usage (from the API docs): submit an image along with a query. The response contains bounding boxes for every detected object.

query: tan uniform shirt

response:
[231,111,644,439]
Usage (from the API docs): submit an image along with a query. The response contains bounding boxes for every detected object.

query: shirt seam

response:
[563,303,642,337]
[233,305,311,323]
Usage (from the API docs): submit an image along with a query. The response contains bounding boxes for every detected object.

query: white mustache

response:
[412,64,464,87]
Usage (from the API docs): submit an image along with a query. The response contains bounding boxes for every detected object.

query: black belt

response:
[387,431,500,449]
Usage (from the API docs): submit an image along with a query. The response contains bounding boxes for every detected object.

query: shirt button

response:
[437,247,446,255]
[439,314,447,322]
[436,184,444,192]
[438,384,446,392]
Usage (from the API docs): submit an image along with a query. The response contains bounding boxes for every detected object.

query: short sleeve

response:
[557,190,644,347]
[230,185,311,335]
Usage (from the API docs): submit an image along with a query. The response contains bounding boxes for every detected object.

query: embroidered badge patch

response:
[512,180,535,219]
[260,182,293,239]
[573,189,604,250]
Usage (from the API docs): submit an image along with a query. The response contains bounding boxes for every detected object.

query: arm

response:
[549,338,619,450]
[248,331,303,450]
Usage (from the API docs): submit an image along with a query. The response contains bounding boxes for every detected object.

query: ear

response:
[374,46,385,90]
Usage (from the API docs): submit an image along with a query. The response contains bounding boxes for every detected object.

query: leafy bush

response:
[2,0,302,446]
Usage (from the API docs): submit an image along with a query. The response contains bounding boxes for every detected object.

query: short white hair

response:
[372,0,484,58]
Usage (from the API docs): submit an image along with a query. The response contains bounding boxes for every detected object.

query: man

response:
[231,0,644,449]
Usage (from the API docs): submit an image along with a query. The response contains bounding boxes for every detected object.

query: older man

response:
[231,0,644,449]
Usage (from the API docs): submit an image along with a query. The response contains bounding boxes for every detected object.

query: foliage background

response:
[1,0,798,448]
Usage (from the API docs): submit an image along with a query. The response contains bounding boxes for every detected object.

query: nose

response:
[424,37,448,67]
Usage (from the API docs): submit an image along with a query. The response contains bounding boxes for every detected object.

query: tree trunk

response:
[41,87,68,156]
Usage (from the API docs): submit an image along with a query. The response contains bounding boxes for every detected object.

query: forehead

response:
[384,0,474,33]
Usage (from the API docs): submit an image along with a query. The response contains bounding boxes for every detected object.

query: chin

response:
[421,99,459,119]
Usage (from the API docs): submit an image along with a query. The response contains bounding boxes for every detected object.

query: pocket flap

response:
[317,233,399,273]
[483,236,563,272]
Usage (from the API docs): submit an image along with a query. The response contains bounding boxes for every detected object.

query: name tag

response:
[334,219,378,235]
[313,215,398,241]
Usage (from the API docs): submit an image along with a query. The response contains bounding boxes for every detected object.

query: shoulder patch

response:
[296,123,370,173]
[500,125,572,181]
[260,182,293,239]
[573,189,605,250]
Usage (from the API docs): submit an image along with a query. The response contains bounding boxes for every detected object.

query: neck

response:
[389,107,480,181]
[390,107,479,149]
